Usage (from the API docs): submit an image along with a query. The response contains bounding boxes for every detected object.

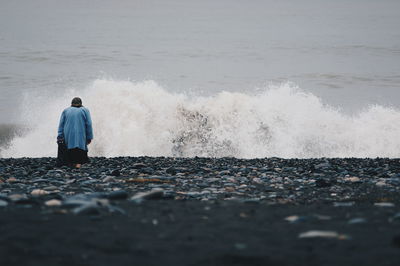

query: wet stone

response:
[45,199,62,207]
[348,218,367,224]
[375,181,387,187]
[391,213,400,222]
[314,162,331,170]
[102,176,115,183]
[107,190,129,200]
[165,167,177,175]
[31,189,50,196]
[132,163,146,169]
[9,194,28,202]
[299,230,349,240]
[131,189,165,203]
[110,169,120,177]
[344,177,361,183]
[6,177,18,183]
[334,202,355,207]
[315,179,333,188]
[72,203,101,215]
[374,202,395,207]
[285,215,306,223]
[0,157,400,222]
[0,199,8,207]
[43,186,59,191]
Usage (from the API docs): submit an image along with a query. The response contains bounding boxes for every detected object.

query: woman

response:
[57,97,93,168]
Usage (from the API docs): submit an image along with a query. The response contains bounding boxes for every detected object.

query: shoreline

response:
[1,157,400,265]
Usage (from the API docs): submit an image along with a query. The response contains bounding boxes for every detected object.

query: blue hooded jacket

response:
[57,106,93,150]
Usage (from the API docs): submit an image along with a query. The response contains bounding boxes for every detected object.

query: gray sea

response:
[1,0,400,158]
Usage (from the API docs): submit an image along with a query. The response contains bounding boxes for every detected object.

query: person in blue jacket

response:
[57,97,93,168]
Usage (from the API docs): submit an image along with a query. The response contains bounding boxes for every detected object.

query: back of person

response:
[57,97,93,168]
[62,106,91,150]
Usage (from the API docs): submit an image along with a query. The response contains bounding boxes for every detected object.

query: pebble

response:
[392,213,400,222]
[344,177,361,183]
[315,179,332,188]
[132,163,146,169]
[166,167,177,175]
[0,199,8,207]
[225,187,235,192]
[375,181,387,187]
[348,218,367,224]
[6,177,17,183]
[43,186,59,191]
[314,162,331,169]
[374,202,395,207]
[8,194,27,202]
[107,190,128,200]
[284,215,305,223]
[313,214,331,220]
[131,189,165,203]
[0,157,399,220]
[252,178,263,184]
[110,169,120,177]
[72,203,101,215]
[102,176,115,183]
[31,189,50,196]
[45,199,62,207]
[299,230,349,240]
[334,202,355,207]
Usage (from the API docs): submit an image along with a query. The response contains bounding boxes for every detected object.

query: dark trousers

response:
[57,143,89,166]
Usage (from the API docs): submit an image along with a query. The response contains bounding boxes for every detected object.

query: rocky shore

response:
[1,157,400,265]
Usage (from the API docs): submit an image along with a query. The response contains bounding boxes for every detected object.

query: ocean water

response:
[1,0,400,158]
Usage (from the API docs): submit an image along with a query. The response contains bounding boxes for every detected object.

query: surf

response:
[2,79,400,159]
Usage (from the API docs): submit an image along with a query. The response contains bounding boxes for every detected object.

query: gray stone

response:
[348,218,367,224]
[0,199,8,207]
[72,203,101,215]
[131,189,164,203]
[333,202,355,207]
[107,190,128,200]
[374,202,395,207]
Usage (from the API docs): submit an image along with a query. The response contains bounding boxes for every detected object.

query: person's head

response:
[71,97,82,107]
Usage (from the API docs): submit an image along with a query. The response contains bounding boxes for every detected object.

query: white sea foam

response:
[2,79,400,158]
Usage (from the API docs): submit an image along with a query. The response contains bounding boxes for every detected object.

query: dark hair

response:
[71,97,82,107]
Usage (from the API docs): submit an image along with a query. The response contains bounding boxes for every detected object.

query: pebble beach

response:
[1,157,400,265]
[2,1,400,265]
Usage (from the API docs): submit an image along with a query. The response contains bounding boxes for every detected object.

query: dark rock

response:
[107,190,128,200]
[140,167,154,175]
[14,198,39,205]
[166,167,177,175]
[110,169,120,177]
[315,179,332,188]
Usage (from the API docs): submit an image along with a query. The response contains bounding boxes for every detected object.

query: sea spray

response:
[2,79,400,158]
